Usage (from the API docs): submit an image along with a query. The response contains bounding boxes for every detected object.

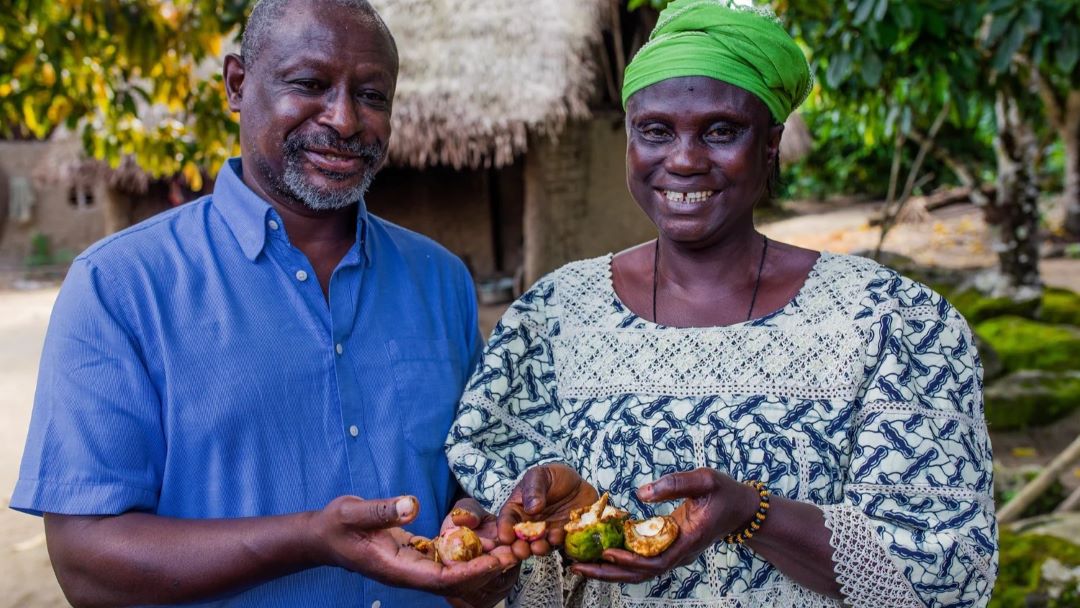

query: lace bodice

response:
[447,253,997,608]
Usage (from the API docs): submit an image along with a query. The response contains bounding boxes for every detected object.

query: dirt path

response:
[0,288,67,608]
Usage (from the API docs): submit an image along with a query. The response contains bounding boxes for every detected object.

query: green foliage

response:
[991,530,1080,608]
[0,1,249,188]
[983,370,1080,430]
[24,231,53,268]
[23,231,75,268]
[976,317,1080,373]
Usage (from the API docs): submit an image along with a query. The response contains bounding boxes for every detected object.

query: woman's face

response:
[625,76,782,247]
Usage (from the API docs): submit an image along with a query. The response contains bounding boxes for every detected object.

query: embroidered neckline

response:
[603,251,833,330]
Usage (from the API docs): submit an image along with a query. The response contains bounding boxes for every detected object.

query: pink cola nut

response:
[513,520,548,542]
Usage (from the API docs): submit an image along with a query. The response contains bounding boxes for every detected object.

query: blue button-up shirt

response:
[13,158,482,607]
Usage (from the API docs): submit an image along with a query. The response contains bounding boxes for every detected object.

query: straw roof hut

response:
[373,0,609,170]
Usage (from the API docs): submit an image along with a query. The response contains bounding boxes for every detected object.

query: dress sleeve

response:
[11,258,163,516]
[446,280,572,514]
[823,287,997,608]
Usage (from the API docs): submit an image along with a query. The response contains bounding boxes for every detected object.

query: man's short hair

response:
[240,0,398,68]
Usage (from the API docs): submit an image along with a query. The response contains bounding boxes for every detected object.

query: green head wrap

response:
[622,0,812,124]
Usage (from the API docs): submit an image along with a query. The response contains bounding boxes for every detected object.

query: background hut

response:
[367,0,658,292]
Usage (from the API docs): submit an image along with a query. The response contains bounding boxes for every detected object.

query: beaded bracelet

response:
[723,480,771,545]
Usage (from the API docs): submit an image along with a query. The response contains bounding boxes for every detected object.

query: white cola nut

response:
[623,515,679,557]
[513,520,547,542]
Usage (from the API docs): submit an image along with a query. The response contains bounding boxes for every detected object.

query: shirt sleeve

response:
[823,288,997,608]
[445,279,572,514]
[11,258,163,516]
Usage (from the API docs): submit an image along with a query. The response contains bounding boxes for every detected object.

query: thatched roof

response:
[372,0,609,169]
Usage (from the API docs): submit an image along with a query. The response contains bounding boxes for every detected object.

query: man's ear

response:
[223,53,246,112]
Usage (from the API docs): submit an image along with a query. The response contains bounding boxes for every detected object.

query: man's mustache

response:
[284,131,385,165]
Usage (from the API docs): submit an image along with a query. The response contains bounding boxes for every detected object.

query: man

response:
[11,0,517,606]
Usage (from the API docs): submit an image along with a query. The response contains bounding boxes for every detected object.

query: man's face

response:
[226,1,397,212]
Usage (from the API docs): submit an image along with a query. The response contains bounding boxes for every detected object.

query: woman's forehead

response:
[627,77,771,123]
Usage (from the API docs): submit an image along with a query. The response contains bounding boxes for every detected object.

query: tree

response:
[983,0,1080,237]
[0,0,248,191]
[780,0,1049,297]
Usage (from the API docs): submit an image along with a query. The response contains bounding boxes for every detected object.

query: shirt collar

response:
[212,157,373,265]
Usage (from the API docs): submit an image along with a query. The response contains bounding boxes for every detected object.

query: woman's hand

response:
[497,463,599,560]
[571,468,760,583]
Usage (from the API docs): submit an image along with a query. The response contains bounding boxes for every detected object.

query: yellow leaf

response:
[46,97,70,123]
[0,83,11,97]
[21,96,41,136]
[41,63,57,88]
[183,162,203,191]
[1011,447,1037,458]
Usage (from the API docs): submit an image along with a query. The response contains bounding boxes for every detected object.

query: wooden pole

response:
[998,433,1080,525]
[1054,484,1080,514]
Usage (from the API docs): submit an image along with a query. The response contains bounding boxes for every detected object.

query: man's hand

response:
[497,463,599,560]
[441,498,521,608]
[569,468,759,584]
[311,495,518,597]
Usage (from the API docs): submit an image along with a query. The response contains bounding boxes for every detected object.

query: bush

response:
[992,530,1080,607]
[975,317,1080,373]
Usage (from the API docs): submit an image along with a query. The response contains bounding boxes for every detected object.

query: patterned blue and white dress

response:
[447,252,997,608]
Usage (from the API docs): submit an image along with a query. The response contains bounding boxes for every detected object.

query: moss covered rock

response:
[984,370,1080,430]
[948,289,1042,324]
[975,317,1080,373]
[1041,288,1080,327]
[992,529,1080,608]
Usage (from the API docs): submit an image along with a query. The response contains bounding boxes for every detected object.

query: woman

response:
[446,1,997,606]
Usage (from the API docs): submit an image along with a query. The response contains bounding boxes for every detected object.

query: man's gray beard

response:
[281,157,377,211]
[262,133,386,212]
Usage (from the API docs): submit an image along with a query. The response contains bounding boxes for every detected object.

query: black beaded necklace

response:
[651,234,769,325]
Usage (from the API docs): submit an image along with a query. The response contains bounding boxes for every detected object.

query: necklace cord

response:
[652,234,769,325]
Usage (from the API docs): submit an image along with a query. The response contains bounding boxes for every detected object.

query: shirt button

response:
[267,219,279,230]
[349,425,360,437]
[335,343,344,355]
[371,601,381,608]
[295,270,308,282]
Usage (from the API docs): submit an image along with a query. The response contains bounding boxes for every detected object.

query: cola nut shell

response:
[623,516,679,557]
[433,526,483,565]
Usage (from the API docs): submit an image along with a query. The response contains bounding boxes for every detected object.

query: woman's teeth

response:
[663,190,714,203]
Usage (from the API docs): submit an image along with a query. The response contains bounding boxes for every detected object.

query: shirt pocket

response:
[387,338,463,454]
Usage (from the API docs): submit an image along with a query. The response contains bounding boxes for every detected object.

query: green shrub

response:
[976,317,1080,373]
[24,232,54,268]
[991,530,1080,607]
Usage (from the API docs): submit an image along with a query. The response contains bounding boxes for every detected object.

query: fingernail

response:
[397,497,416,518]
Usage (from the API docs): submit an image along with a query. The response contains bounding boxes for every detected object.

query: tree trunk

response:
[986,89,1042,299]
[1064,95,1080,235]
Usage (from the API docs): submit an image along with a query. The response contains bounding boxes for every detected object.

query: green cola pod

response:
[564,520,625,562]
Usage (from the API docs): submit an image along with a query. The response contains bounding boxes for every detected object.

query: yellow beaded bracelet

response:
[724,480,771,545]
